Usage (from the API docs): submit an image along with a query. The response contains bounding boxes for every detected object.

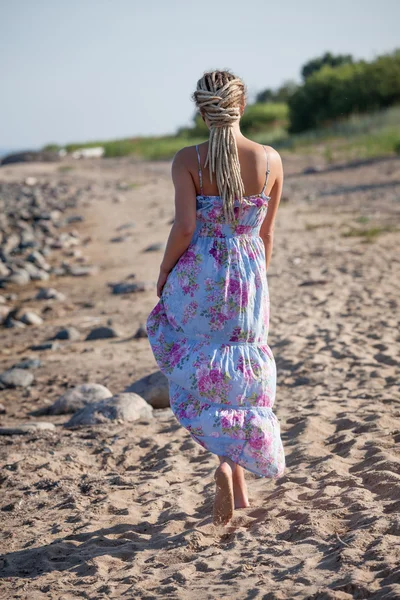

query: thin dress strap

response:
[195,145,204,195]
[261,146,270,195]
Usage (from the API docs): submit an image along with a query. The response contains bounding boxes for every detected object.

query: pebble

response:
[85,326,120,341]
[0,422,55,435]
[13,358,42,370]
[0,306,10,325]
[125,370,169,409]
[0,368,34,389]
[52,327,80,341]
[31,341,61,351]
[66,393,153,427]
[7,269,31,285]
[109,281,150,295]
[44,383,113,415]
[0,403,5,414]
[134,324,148,339]
[18,311,44,326]
[67,265,99,277]
[116,222,135,231]
[144,242,166,252]
[35,287,66,301]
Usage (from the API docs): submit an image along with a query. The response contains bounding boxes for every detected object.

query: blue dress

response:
[146,145,285,478]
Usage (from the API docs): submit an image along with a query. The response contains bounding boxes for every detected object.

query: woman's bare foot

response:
[233,465,250,509]
[213,462,234,525]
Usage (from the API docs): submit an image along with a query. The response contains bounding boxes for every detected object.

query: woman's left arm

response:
[156,148,197,297]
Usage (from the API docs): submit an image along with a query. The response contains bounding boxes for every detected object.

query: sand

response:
[0,153,399,599]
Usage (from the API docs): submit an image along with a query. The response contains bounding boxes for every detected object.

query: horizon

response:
[1,0,399,150]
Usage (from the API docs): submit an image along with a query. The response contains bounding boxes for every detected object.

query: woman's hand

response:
[157,267,170,298]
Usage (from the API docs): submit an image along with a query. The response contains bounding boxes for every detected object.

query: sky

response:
[1,0,399,151]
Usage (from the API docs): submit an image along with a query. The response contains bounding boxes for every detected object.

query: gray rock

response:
[66,393,152,427]
[7,269,30,285]
[52,327,80,341]
[27,251,50,271]
[67,265,99,277]
[125,370,169,409]
[109,281,150,295]
[110,236,128,243]
[47,383,112,415]
[144,242,166,252]
[0,369,34,389]
[85,326,119,341]
[0,264,10,278]
[13,358,42,370]
[0,295,7,304]
[35,287,66,301]
[0,305,10,325]
[19,311,44,326]
[116,222,135,231]
[0,403,5,414]
[65,215,84,224]
[134,324,148,339]
[0,422,55,435]
[31,341,61,351]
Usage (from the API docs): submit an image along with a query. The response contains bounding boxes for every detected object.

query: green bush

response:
[289,50,400,133]
[240,103,288,134]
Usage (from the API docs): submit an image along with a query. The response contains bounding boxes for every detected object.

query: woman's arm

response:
[259,149,283,272]
[156,148,197,297]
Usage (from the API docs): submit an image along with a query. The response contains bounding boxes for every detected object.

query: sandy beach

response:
[0,153,399,599]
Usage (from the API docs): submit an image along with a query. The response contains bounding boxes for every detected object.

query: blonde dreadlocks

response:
[192,70,246,223]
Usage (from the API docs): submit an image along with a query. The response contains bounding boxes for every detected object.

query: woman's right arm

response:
[259,149,284,272]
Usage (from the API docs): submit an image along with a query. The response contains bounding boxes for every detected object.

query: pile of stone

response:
[0,178,97,289]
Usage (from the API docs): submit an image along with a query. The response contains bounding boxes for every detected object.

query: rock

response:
[18,311,44,326]
[0,295,7,304]
[45,383,113,415]
[85,326,119,341]
[27,251,50,271]
[24,177,37,186]
[31,341,61,351]
[23,264,49,281]
[0,403,5,414]
[52,327,80,341]
[116,222,135,231]
[303,166,322,174]
[0,422,55,435]
[35,287,66,301]
[66,393,153,427]
[144,242,166,252]
[6,269,30,285]
[0,305,10,325]
[109,281,150,295]
[110,236,128,243]
[0,263,10,278]
[125,370,169,409]
[0,369,34,389]
[13,358,42,370]
[65,215,84,224]
[67,265,99,277]
[134,324,148,339]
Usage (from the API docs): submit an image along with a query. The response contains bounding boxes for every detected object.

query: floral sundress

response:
[146,145,285,478]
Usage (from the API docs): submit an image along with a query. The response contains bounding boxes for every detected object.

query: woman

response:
[146,69,285,526]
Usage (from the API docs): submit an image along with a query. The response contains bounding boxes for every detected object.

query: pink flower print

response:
[228,278,240,295]
[221,416,231,428]
[210,369,224,385]
[257,393,273,407]
[185,404,198,419]
[232,411,245,428]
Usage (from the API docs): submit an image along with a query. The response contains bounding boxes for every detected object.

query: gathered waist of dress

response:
[195,222,261,239]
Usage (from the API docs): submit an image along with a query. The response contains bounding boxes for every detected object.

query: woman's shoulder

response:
[172,143,200,165]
